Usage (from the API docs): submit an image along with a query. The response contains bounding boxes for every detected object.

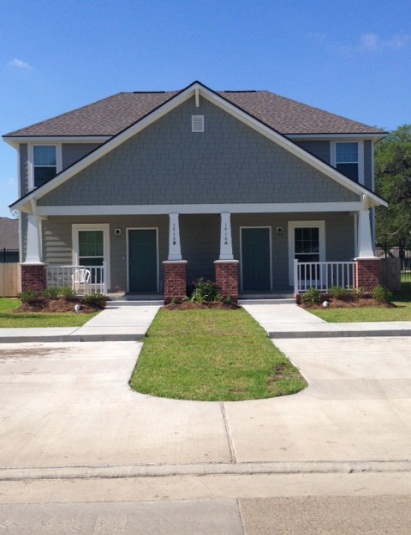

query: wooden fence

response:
[0,264,21,297]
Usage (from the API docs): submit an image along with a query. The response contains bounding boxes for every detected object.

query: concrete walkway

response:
[1,299,410,343]
[0,300,161,343]
[1,301,411,533]
[242,302,411,338]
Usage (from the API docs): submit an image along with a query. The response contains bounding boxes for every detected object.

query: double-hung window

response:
[33,146,58,187]
[78,230,104,267]
[288,221,325,285]
[72,224,110,288]
[335,142,359,181]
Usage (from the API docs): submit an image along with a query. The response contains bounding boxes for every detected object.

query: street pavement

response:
[0,302,410,533]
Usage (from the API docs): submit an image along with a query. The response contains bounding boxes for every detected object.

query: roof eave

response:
[9,80,387,211]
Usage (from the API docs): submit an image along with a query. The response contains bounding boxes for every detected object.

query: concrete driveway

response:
[1,337,410,477]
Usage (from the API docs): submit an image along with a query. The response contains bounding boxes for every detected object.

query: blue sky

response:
[1,0,410,218]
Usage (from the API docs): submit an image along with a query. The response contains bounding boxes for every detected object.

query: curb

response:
[1,460,410,481]
[268,329,411,339]
[0,334,145,343]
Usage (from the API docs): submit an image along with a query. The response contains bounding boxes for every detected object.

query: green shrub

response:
[328,286,348,300]
[300,287,322,306]
[190,278,220,303]
[18,290,43,304]
[41,287,61,299]
[59,287,76,300]
[371,285,392,303]
[349,287,366,300]
[80,292,107,309]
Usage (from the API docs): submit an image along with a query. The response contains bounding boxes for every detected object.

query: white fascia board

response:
[287,133,387,141]
[3,136,110,149]
[11,81,386,211]
[36,201,364,217]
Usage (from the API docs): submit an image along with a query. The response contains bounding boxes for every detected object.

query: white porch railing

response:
[294,260,355,294]
[46,263,107,295]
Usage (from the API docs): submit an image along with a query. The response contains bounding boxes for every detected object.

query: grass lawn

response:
[130,308,307,401]
[0,298,98,328]
[310,283,411,323]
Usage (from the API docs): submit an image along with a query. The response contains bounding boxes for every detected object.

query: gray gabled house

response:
[3,81,387,301]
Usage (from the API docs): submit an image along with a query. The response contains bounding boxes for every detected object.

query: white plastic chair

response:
[72,268,91,295]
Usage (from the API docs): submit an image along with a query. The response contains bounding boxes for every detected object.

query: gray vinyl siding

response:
[179,215,220,285]
[231,213,355,291]
[40,212,355,292]
[293,140,330,164]
[364,140,372,189]
[19,144,29,196]
[62,143,102,170]
[38,98,359,207]
[42,215,168,292]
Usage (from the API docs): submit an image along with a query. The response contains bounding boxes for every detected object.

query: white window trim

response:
[28,143,62,190]
[288,221,325,285]
[126,228,159,293]
[331,140,364,184]
[239,226,272,292]
[72,223,110,288]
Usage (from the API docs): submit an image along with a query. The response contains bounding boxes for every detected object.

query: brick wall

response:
[163,261,187,304]
[355,259,381,291]
[215,261,239,303]
[21,264,47,292]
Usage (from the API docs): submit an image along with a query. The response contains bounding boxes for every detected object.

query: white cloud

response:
[359,33,379,52]
[8,58,33,70]
[308,32,410,54]
[7,178,16,188]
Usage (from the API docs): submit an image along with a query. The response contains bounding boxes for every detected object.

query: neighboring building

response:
[3,81,387,301]
[0,217,19,262]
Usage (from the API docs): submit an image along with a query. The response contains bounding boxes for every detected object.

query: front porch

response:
[20,197,381,300]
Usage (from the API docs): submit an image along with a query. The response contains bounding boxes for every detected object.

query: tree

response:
[375,124,411,261]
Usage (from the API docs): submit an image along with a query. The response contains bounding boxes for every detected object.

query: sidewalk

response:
[0,300,161,343]
[242,303,411,338]
[0,300,410,343]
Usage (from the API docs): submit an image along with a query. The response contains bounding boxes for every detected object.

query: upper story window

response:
[335,142,359,181]
[33,145,57,187]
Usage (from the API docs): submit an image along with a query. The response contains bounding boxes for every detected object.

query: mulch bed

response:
[14,298,102,314]
[298,297,397,310]
[164,301,241,310]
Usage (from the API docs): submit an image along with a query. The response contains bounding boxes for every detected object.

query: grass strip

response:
[130,308,307,401]
[0,298,98,328]
[311,283,411,323]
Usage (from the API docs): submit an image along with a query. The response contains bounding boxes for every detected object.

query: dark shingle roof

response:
[4,86,385,137]
[0,217,19,249]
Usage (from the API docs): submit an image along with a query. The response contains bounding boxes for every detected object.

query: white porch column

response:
[168,213,182,261]
[25,214,43,264]
[356,195,376,259]
[219,212,234,260]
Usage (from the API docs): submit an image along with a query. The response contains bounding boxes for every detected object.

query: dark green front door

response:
[241,228,271,291]
[128,229,158,292]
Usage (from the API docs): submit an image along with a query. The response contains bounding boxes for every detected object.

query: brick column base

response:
[215,260,239,304]
[163,261,187,304]
[355,258,381,292]
[21,264,47,292]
